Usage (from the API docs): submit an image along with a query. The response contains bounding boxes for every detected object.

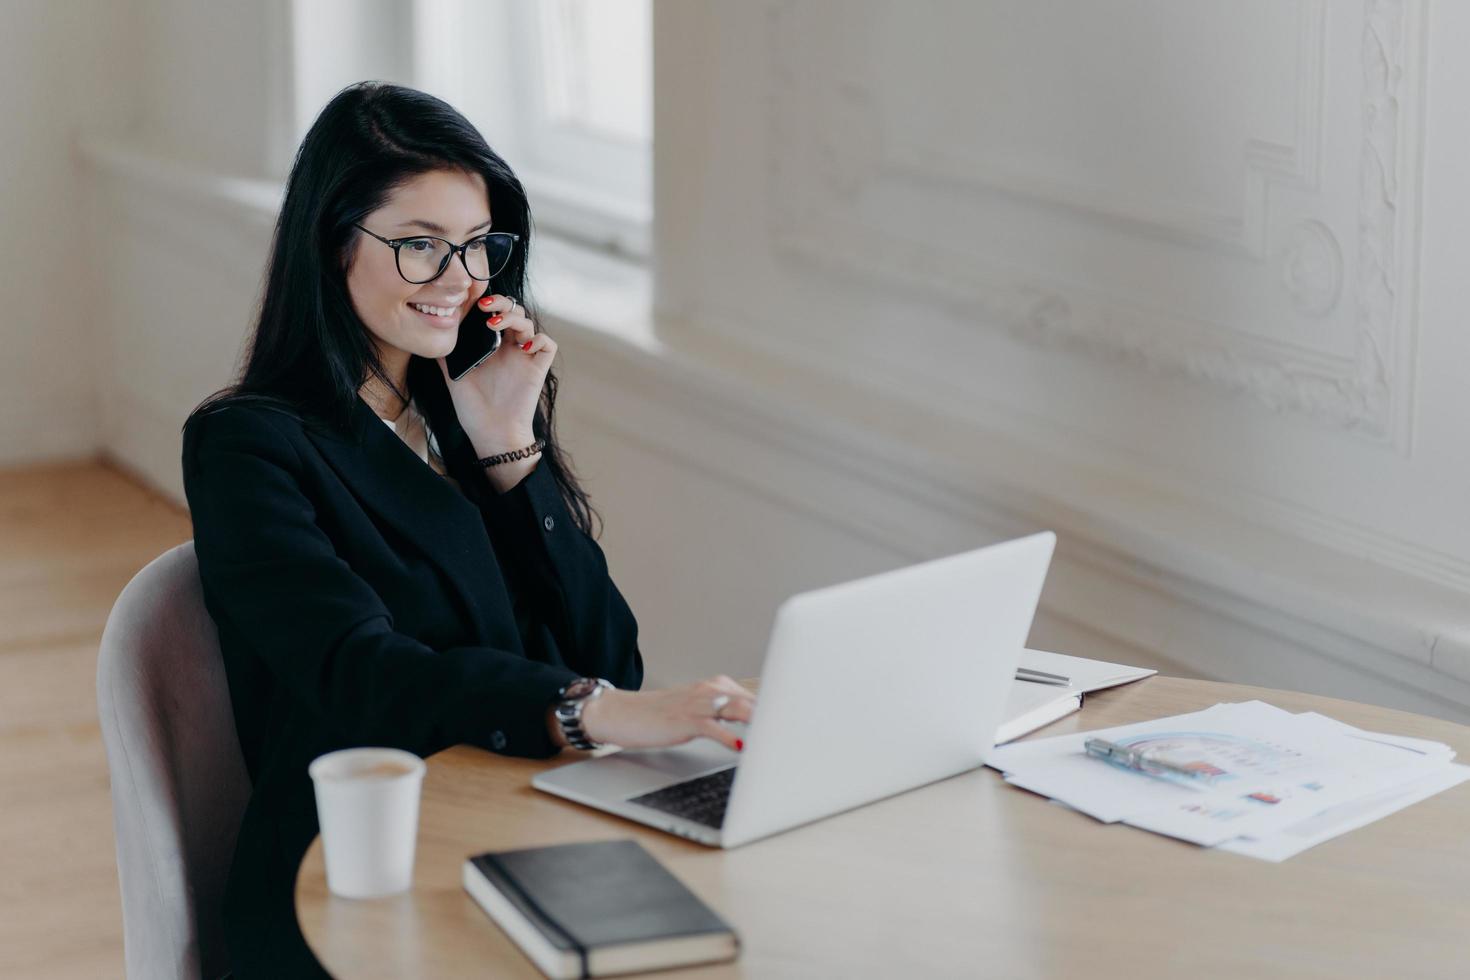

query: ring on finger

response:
[710,694,732,720]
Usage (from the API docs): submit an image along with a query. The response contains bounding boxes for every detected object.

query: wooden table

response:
[296,677,1470,978]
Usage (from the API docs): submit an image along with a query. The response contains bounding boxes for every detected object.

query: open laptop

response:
[532,530,1056,848]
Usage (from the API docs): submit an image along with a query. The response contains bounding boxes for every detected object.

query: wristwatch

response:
[553,677,613,750]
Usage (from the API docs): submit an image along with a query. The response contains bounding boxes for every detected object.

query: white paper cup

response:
[308,747,426,899]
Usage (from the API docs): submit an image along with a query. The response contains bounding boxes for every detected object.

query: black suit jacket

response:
[181,371,643,979]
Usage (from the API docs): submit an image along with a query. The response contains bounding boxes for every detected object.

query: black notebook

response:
[462,839,740,979]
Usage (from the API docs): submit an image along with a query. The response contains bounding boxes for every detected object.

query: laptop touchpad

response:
[567,740,736,796]
[619,739,737,781]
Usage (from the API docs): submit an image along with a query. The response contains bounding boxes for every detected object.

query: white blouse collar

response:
[381,398,438,471]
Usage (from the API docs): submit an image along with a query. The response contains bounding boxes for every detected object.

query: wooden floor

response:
[0,459,192,978]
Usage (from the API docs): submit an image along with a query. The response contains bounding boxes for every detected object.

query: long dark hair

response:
[184,81,600,537]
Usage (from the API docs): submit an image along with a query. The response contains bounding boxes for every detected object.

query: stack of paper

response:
[987,700,1470,861]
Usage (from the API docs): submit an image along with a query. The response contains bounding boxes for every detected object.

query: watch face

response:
[561,678,600,700]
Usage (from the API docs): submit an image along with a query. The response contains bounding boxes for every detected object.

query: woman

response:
[181,81,755,979]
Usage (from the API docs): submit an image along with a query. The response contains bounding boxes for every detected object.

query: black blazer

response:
[181,367,643,979]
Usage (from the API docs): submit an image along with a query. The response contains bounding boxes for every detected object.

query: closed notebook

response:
[463,839,739,979]
[995,680,1083,744]
[1019,648,1156,693]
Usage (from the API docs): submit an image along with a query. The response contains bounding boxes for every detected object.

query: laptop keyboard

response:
[627,766,737,829]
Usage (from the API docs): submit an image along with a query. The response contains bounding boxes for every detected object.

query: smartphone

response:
[445,292,503,381]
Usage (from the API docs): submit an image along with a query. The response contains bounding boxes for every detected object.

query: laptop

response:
[532,530,1056,848]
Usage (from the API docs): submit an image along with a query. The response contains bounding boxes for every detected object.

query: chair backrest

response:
[97,541,251,980]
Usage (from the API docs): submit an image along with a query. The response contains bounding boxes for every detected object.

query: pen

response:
[1083,738,1214,781]
[1016,667,1070,686]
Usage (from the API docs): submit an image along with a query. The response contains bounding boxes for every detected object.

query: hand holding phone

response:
[435,293,556,457]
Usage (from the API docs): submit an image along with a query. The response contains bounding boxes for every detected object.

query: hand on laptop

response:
[580,675,756,753]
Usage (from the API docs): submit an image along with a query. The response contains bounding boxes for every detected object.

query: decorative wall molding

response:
[763,0,1423,445]
[878,0,1326,259]
[1277,219,1344,317]
[1353,0,1417,447]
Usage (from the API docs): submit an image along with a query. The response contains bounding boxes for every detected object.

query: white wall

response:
[0,0,142,465]
[28,1,1470,720]
[666,1,1448,574]
[74,0,290,492]
[632,0,1470,718]
[131,0,290,178]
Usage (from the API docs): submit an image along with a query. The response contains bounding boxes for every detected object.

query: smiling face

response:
[345,168,493,399]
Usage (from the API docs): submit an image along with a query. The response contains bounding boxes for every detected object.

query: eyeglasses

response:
[353,224,520,284]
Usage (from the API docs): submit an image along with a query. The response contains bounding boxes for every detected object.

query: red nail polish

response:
[735,739,744,752]
[478,296,495,308]
[489,314,503,325]
[522,340,534,351]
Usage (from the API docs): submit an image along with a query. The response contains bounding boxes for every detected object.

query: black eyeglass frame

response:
[353,223,521,284]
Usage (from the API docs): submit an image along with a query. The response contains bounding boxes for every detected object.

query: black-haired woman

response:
[182,81,755,979]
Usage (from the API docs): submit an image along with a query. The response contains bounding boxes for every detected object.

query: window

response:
[287,0,652,261]
[412,0,652,260]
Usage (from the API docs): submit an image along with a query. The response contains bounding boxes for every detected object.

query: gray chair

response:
[97,541,250,980]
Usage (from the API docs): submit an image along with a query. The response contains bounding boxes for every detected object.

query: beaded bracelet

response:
[477,438,546,468]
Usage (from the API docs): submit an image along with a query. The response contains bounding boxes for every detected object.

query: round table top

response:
[296,676,1470,979]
